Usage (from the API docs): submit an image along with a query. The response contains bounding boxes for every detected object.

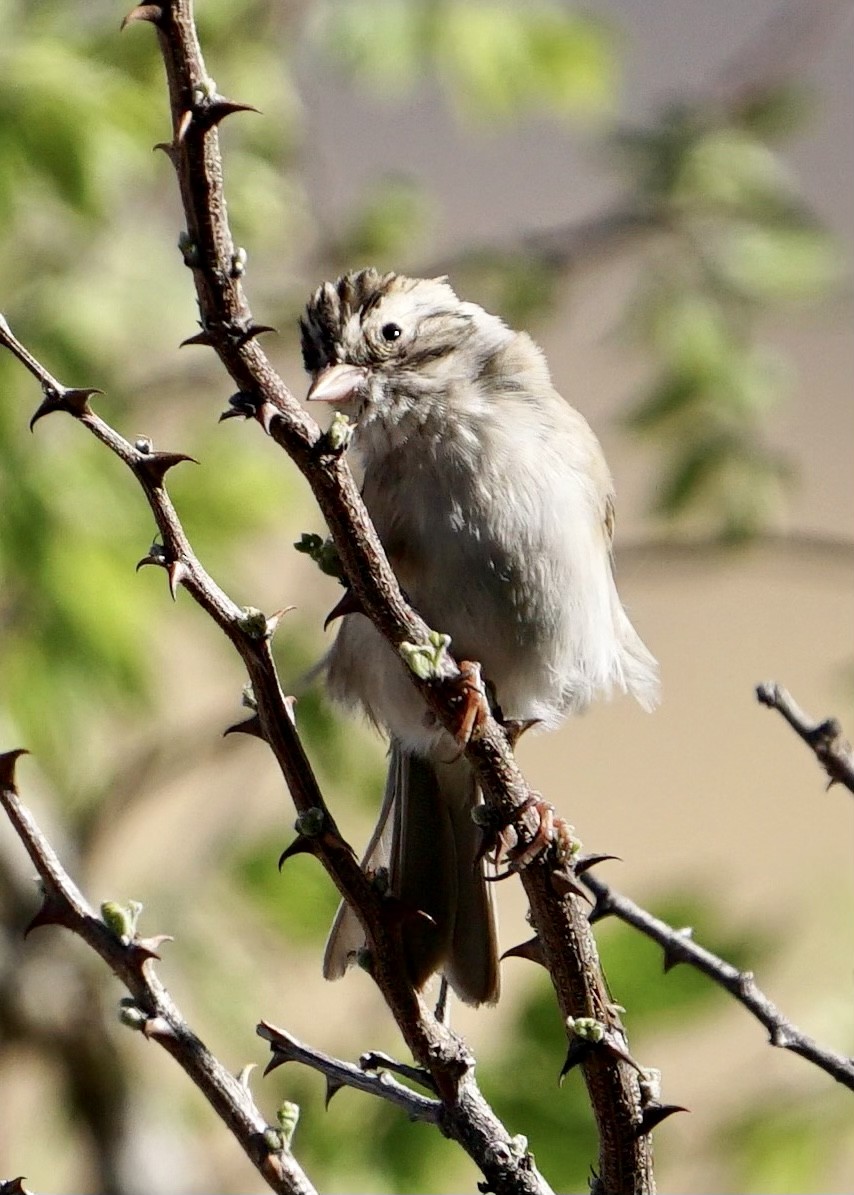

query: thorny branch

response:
[582,871,854,1092]
[756,682,854,796]
[257,1022,441,1124]
[0,322,555,1194]
[0,751,316,1195]
[139,0,657,1190]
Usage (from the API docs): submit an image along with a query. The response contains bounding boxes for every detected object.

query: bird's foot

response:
[480,795,579,882]
[446,659,491,745]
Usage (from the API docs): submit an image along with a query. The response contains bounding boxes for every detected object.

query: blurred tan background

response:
[0,1,852,1192]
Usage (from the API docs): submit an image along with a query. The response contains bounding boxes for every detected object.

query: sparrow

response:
[300,269,659,1006]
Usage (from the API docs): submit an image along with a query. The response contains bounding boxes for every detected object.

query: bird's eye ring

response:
[381,323,402,342]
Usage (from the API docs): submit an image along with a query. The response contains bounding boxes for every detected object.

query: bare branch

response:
[582,869,854,1092]
[0,751,316,1195]
[257,1023,441,1124]
[756,683,854,795]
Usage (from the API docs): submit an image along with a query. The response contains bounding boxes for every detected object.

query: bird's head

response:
[300,269,512,430]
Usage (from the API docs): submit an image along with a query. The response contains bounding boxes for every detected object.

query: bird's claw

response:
[447,659,490,745]
[481,795,579,881]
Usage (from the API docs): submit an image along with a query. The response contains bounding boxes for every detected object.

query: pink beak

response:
[306,363,368,405]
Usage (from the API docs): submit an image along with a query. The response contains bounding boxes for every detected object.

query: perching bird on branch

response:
[301,269,658,1006]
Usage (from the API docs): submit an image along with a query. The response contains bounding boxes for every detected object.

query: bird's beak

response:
[306,363,368,405]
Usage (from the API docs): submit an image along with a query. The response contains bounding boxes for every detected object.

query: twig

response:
[582,871,854,1092]
[257,1023,441,1124]
[0,751,316,1195]
[756,683,854,795]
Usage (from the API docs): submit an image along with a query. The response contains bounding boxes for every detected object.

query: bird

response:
[300,268,659,1006]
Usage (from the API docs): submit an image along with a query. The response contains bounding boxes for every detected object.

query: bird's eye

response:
[381,323,402,342]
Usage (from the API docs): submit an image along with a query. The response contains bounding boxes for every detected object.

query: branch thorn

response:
[153,141,177,161]
[224,713,266,740]
[198,99,262,130]
[24,890,70,937]
[636,1103,689,1138]
[30,386,102,430]
[120,4,163,30]
[143,1014,177,1040]
[175,109,193,144]
[133,933,174,961]
[277,835,316,870]
[136,541,170,572]
[0,748,29,791]
[134,451,198,486]
[559,1036,595,1082]
[236,1062,256,1091]
[180,328,215,349]
[168,559,188,600]
[587,891,614,924]
[236,322,277,346]
[500,935,546,967]
[662,926,694,973]
[549,868,593,902]
[219,391,259,421]
[324,587,364,629]
[574,852,621,876]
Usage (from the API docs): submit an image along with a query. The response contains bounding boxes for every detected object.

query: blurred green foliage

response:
[615,96,840,539]
[0,1,846,1193]
[310,0,615,122]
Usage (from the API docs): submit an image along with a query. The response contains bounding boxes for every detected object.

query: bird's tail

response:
[323,743,500,1006]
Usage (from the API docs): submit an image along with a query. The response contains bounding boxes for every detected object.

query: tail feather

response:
[323,743,499,1006]
[615,605,660,712]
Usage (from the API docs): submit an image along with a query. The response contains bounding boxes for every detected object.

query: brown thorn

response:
[559,1037,594,1082]
[180,329,214,348]
[662,927,694,973]
[503,717,541,747]
[256,400,280,436]
[587,893,614,925]
[175,109,193,144]
[224,714,266,740]
[325,1077,345,1108]
[636,1104,689,1138]
[167,559,188,600]
[136,543,170,573]
[198,99,262,129]
[0,748,29,790]
[24,891,70,937]
[265,606,296,637]
[549,869,593,902]
[246,322,277,341]
[152,141,177,161]
[500,936,546,967]
[142,1015,176,1040]
[135,451,198,486]
[219,390,260,422]
[29,386,102,431]
[573,852,621,876]
[263,1051,287,1078]
[277,836,316,870]
[120,3,163,29]
[324,588,364,629]
[234,322,278,348]
[135,933,174,958]
[0,1179,33,1195]
[600,1035,644,1072]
